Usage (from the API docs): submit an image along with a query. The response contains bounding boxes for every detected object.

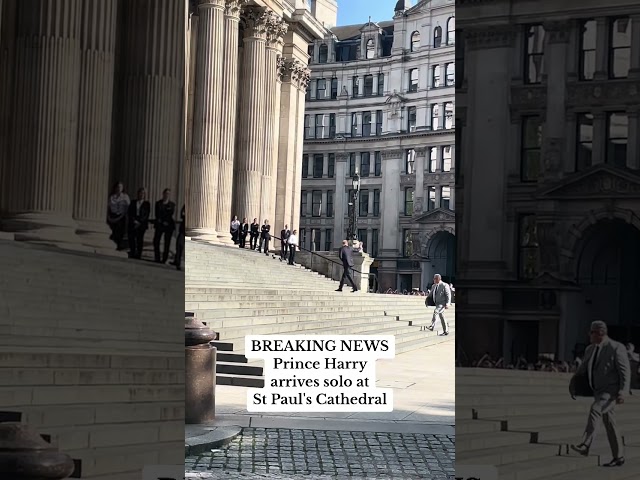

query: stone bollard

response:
[0,424,75,478]
[185,312,217,424]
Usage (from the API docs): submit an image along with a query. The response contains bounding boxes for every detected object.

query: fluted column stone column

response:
[3,0,83,246]
[233,7,269,222]
[215,0,247,244]
[119,0,184,207]
[187,0,225,240]
[260,13,287,225]
[73,0,119,252]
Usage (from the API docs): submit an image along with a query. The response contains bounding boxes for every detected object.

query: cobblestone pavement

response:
[185,428,454,479]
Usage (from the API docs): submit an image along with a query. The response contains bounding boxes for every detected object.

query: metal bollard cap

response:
[185,313,216,347]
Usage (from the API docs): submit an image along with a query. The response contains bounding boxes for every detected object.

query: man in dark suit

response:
[239,217,249,249]
[172,205,185,270]
[336,240,358,292]
[280,224,291,261]
[259,219,271,255]
[250,218,260,250]
[127,187,150,259]
[153,188,176,263]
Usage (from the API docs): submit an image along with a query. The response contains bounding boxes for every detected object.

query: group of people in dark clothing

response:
[106,181,185,270]
[230,217,300,265]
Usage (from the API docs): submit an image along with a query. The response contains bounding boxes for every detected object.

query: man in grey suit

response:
[426,274,450,336]
[569,320,630,466]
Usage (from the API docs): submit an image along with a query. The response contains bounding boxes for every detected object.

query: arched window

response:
[410,31,420,52]
[433,26,442,48]
[446,17,455,44]
[319,43,328,63]
[366,39,375,59]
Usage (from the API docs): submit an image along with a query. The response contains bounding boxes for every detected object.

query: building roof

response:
[394,0,413,11]
[329,20,394,41]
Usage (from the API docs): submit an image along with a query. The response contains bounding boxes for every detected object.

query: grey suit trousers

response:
[430,305,449,333]
[582,392,623,458]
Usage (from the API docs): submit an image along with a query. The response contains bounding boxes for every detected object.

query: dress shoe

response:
[335,289,343,292]
[352,289,358,293]
[426,326,434,331]
[570,444,589,456]
[603,457,625,467]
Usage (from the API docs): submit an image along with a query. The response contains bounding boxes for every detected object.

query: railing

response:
[273,235,379,293]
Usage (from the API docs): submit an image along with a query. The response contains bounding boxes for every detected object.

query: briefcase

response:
[425,296,435,307]
[571,373,593,397]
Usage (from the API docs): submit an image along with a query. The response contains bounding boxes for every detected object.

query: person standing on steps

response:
[127,187,150,259]
[153,188,176,264]
[569,321,630,467]
[230,215,240,244]
[106,181,130,251]
[280,224,291,261]
[336,240,358,292]
[426,274,450,335]
[172,205,185,271]
[259,219,271,255]
[239,217,249,249]
[250,218,260,250]
[287,229,299,265]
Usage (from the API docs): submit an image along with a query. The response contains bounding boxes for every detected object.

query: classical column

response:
[73,0,119,252]
[414,148,425,214]
[289,61,311,226]
[380,149,403,254]
[592,111,606,164]
[332,152,348,245]
[233,7,269,222]
[186,0,226,240]
[594,17,608,80]
[118,0,184,209]
[3,0,83,246]
[260,12,287,225]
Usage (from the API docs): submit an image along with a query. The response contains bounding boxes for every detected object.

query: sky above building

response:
[337,0,400,26]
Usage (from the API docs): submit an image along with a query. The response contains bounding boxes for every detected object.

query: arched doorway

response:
[422,231,456,287]
[576,219,640,345]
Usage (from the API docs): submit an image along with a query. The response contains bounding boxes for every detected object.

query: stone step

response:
[457,418,504,435]
[217,352,248,363]
[216,362,262,377]
[457,441,563,465]
[216,373,264,388]
[193,304,429,319]
[185,299,431,309]
[497,453,599,480]
[457,430,532,451]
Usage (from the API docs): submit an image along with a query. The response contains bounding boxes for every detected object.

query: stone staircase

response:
[457,368,640,480]
[186,239,455,387]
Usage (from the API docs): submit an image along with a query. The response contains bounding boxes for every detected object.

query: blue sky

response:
[337,0,400,26]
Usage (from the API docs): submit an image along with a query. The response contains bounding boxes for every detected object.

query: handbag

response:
[570,373,593,397]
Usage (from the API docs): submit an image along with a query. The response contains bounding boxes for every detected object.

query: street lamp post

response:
[348,172,360,242]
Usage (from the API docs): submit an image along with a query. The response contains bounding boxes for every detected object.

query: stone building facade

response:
[301,0,455,292]
[0,0,185,252]
[184,0,326,243]
[457,0,640,362]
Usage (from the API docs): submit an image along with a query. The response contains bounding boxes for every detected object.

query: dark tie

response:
[590,346,599,386]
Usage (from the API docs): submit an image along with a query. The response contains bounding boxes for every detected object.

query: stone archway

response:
[420,229,456,286]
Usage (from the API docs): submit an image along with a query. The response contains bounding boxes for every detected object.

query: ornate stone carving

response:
[381,149,404,160]
[225,0,248,18]
[265,11,288,48]
[510,85,547,110]
[543,20,572,43]
[284,59,310,90]
[418,225,456,257]
[463,25,517,51]
[276,55,287,80]
[566,80,640,107]
[416,208,455,224]
[542,137,563,175]
[199,0,225,9]
[385,91,406,118]
[414,197,424,214]
[541,168,640,198]
[335,152,349,161]
[242,7,269,39]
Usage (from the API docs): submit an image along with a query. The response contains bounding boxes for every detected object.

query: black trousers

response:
[288,246,296,265]
[154,227,174,263]
[280,242,288,259]
[260,237,270,254]
[128,225,147,258]
[250,234,259,249]
[239,234,247,248]
[231,229,239,244]
[173,233,184,268]
[108,217,127,250]
[339,266,356,290]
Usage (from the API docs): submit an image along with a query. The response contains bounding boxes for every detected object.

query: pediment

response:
[414,208,455,223]
[528,272,578,288]
[385,91,407,105]
[539,165,640,199]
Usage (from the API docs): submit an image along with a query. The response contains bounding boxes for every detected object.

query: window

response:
[431,104,440,130]
[327,190,334,217]
[444,103,454,129]
[307,44,314,64]
[316,78,326,99]
[609,17,631,79]
[404,188,414,216]
[376,110,383,135]
[521,116,542,182]
[351,112,358,137]
[445,63,454,86]
[441,186,451,210]
[361,152,371,177]
[313,154,323,178]
[406,149,416,174]
[366,38,375,59]
[409,68,419,92]
[524,25,545,84]
[315,114,325,138]
[433,26,442,48]
[312,190,322,217]
[364,75,374,96]
[349,153,356,176]
[373,189,380,216]
[328,154,335,178]
[305,85,311,100]
[455,30,464,89]
[408,106,417,131]
[301,228,307,249]
[411,31,420,51]
[432,65,441,88]
[324,229,332,251]
[446,17,455,44]
[357,229,367,252]
[374,151,382,176]
[352,76,359,96]
[442,146,452,172]
[518,214,539,279]
[313,229,321,251]
[329,113,336,138]
[362,111,372,137]
[427,186,436,210]
[606,112,628,167]
[359,190,369,216]
[579,20,596,80]
[302,155,309,178]
[301,191,307,216]
[371,229,379,257]
[576,113,593,171]
[377,73,384,95]
[319,43,328,63]
[331,77,338,98]
[304,114,312,139]
[429,147,437,172]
